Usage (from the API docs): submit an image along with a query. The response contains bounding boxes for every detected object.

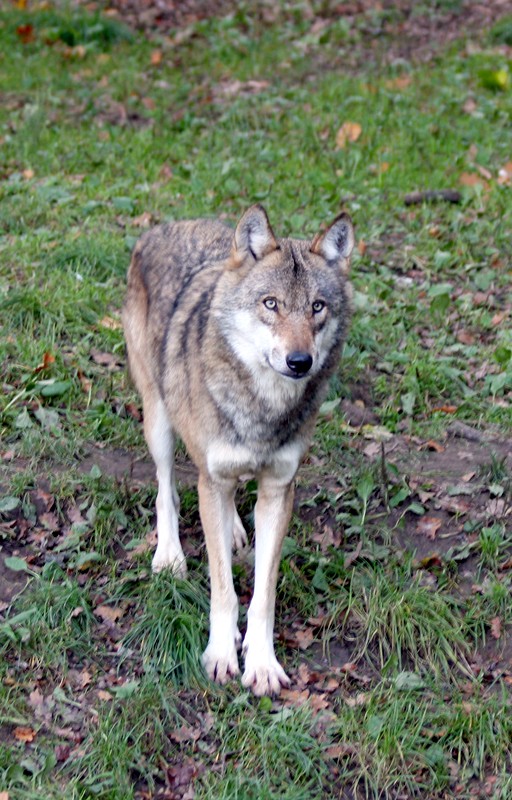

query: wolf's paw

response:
[232,511,248,551]
[241,651,291,697]
[202,642,240,684]
[152,548,188,578]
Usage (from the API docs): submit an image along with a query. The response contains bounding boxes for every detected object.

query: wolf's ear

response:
[234,204,278,260]
[311,213,354,265]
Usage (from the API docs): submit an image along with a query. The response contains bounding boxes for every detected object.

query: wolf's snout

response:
[286,351,313,376]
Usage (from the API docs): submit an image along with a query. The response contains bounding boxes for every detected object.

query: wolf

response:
[123,204,354,696]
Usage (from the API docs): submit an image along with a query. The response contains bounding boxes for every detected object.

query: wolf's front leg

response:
[242,477,294,696]
[198,474,241,684]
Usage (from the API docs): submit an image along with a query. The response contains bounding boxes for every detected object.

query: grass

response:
[1,2,512,798]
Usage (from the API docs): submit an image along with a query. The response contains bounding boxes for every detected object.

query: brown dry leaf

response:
[456,330,475,345]
[90,348,122,369]
[159,163,173,181]
[497,162,512,185]
[345,692,368,707]
[324,676,341,693]
[131,212,153,229]
[459,172,489,190]
[326,743,357,759]
[14,726,36,743]
[94,605,123,623]
[34,351,55,374]
[16,24,34,44]
[169,725,202,744]
[22,168,35,180]
[463,98,478,115]
[309,693,330,713]
[214,79,270,99]
[437,496,471,515]
[97,690,113,702]
[357,239,367,256]
[150,49,163,66]
[491,311,508,326]
[335,121,362,149]
[418,553,443,570]
[297,662,312,686]
[281,688,310,706]
[491,616,502,639]
[476,164,492,180]
[294,627,315,651]
[55,744,71,763]
[385,75,412,91]
[39,512,60,532]
[416,516,442,540]
[99,315,122,330]
[77,369,92,394]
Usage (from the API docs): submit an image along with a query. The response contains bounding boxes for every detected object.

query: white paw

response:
[232,511,248,551]
[202,641,240,684]
[152,548,187,578]
[242,649,290,697]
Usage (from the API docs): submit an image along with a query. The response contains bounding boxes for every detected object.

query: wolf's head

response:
[216,205,354,388]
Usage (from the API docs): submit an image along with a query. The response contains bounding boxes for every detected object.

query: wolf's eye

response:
[312,300,325,314]
[263,297,278,311]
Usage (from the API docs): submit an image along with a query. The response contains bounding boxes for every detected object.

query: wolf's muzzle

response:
[286,351,313,376]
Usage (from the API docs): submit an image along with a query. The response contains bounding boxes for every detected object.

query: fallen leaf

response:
[90,349,122,369]
[418,553,443,570]
[463,98,478,114]
[99,315,122,330]
[214,79,270,98]
[335,121,362,149]
[131,212,153,229]
[294,627,315,651]
[437,496,471,515]
[281,688,310,706]
[345,692,368,707]
[432,405,458,414]
[97,690,113,702]
[385,75,412,90]
[150,49,163,66]
[422,439,445,452]
[14,726,36,743]
[416,516,442,540]
[39,512,60,532]
[461,471,476,482]
[309,693,330,712]
[459,172,489,190]
[475,163,493,180]
[357,239,367,256]
[497,162,512,185]
[94,604,123,623]
[326,743,357,758]
[491,616,502,639]
[16,24,34,44]
[456,330,475,345]
[55,743,71,762]
[169,725,202,744]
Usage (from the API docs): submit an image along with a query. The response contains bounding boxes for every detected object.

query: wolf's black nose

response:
[286,352,313,375]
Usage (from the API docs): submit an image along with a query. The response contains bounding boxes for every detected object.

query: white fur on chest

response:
[206,438,304,484]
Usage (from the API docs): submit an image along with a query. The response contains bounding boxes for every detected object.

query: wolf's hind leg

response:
[232,507,248,551]
[143,396,186,577]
